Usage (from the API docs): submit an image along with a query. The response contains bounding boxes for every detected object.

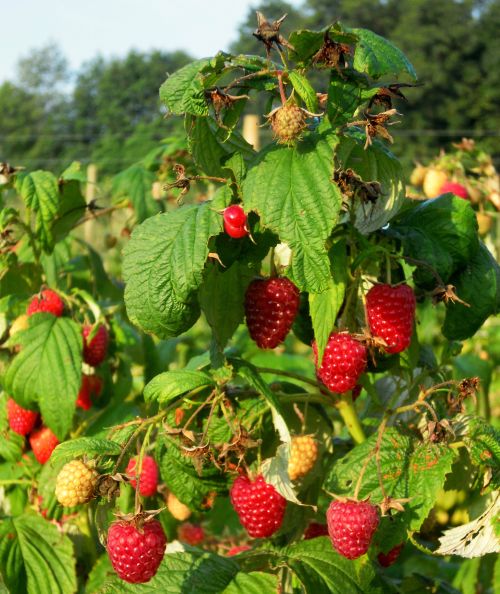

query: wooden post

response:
[242,115,261,151]
[152,181,163,200]
[84,164,98,244]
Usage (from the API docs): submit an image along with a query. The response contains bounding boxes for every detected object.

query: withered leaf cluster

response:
[334,166,382,210]
[253,12,294,59]
[312,31,352,77]
[368,83,422,111]
[347,109,401,149]
[205,88,249,128]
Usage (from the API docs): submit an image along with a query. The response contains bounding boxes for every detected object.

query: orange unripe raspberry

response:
[288,435,318,481]
[55,460,98,507]
[167,492,192,521]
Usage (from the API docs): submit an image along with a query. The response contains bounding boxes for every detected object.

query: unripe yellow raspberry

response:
[268,104,307,144]
[288,435,318,481]
[167,491,192,521]
[55,460,98,507]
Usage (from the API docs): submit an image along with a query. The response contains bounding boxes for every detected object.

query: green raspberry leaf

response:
[0,513,76,594]
[160,59,211,116]
[98,547,238,593]
[198,261,257,350]
[388,194,480,290]
[309,239,347,364]
[279,537,381,594]
[443,242,500,341]
[288,71,319,113]
[15,171,60,252]
[186,116,255,177]
[347,27,417,80]
[144,370,215,404]
[123,189,230,339]
[324,427,455,530]
[243,132,342,293]
[50,437,122,465]
[4,315,82,440]
[158,436,229,511]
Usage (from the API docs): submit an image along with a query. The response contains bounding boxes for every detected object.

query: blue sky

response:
[1,0,303,83]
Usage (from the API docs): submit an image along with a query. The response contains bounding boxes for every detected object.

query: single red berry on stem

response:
[224,205,247,227]
[440,181,468,200]
[326,499,380,559]
[223,205,248,238]
[126,455,159,497]
[177,522,205,545]
[378,543,404,567]
[7,399,39,435]
[366,284,416,354]
[230,474,286,538]
[29,426,60,464]
[27,289,64,317]
[244,277,300,349]
[107,518,166,584]
[82,324,109,367]
[314,333,367,393]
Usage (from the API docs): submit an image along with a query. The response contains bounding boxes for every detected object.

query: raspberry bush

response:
[0,14,499,594]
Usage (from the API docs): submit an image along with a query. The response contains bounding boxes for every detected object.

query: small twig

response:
[134,424,154,514]
[277,71,287,104]
[74,205,123,228]
[199,392,221,445]
[374,418,388,499]
[353,449,375,500]
[254,367,319,388]
[183,390,217,432]
[398,254,444,286]
[224,69,273,93]
[111,424,144,474]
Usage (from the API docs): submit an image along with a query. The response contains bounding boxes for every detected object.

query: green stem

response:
[336,394,366,444]
[477,387,491,421]
[0,479,33,486]
[254,366,318,388]
[134,423,154,514]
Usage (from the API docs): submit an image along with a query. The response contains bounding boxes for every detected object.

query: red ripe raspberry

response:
[366,284,416,354]
[27,289,64,317]
[29,426,60,464]
[440,181,468,200]
[230,474,286,538]
[314,333,367,394]
[76,375,92,410]
[378,543,404,567]
[107,518,166,584]
[244,277,300,349]
[126,455,158,497]
[326,500,380,559]
[82,324,109,366]
[7,398,38,435]
[177,522,205,545]
[304,522,329,540]
[227,544,251,556]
